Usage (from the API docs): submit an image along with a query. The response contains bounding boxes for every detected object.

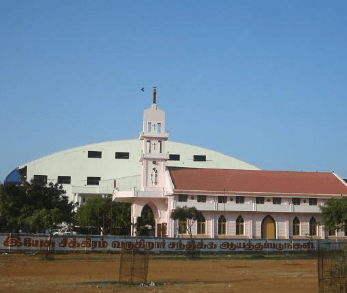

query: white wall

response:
[20,139,259,203]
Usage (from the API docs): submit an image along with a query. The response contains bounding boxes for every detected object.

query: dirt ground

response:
[0,252,318,293]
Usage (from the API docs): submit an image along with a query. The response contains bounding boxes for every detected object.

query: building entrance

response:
[137,204,155,236]
[261,215,276,239]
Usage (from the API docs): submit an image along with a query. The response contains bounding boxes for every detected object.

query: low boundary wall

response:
[0,233,330,253]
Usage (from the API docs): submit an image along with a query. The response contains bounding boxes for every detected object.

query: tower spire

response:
[153,87,157,104]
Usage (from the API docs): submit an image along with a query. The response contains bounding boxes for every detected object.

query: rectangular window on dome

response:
[169,154,180,161]
[88,151,102,158]
[33,175,47,185]
[115,152,130,159]
[58,176,71,184]
[19,166,27,181]
[87,177,101,185]
[193,155,206,162]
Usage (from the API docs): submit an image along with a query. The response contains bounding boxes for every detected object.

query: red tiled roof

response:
[168,167,347,197]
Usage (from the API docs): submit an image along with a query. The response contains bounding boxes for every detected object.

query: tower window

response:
[193,155,206,162]
[147,122,152,132]
[169,154,180,161]
[87,177,101,185]
[150,168,158,186]
[58,176,71,184]
[88,151,102,158]
[115,152,130,159]
[157,123,161,132]
[147,141,151,153]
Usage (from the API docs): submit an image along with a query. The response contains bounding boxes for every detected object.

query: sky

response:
[1,0,347,182]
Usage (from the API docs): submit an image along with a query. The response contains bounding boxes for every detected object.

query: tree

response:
[321,197,347,232]
[170,206,204,238]
[0,180,75,233]
[76,197,131,235]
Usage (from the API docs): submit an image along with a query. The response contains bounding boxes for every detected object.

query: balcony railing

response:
[113,189,165,199]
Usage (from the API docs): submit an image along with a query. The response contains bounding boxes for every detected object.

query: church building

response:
[112,88,347,240]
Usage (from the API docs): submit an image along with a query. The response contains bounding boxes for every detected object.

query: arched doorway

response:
[137,204,155,236]
[261,215,276,239]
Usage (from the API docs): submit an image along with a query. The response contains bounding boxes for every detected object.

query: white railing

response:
[71,186,99,194]
[216,203,254,212]
[115,190,135,198]
[255,204,291,213]
[137,190,165,198]
[115,175,141,191]
[99,179,116,194]
[293,205,321,213]
[175,202,216,210]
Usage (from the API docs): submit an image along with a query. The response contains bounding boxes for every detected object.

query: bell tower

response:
[139,88,169,192]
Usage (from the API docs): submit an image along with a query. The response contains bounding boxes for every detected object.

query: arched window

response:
[218,215,226,235]
[197,215,206,235]
[309,217,317,236]
[178,219,187,234]
[236,216,244,235]
[151,168,158,186]
[147,141,151,153]
[293,217,300,236]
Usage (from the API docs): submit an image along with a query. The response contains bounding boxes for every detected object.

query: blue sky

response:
[1,0,347,182]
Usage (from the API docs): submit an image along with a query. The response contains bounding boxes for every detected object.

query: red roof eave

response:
[173,189,347,198]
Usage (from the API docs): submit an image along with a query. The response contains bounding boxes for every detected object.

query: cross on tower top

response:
[153,87,157,104]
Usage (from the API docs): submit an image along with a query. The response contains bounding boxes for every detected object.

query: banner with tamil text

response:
[0,233,320,253]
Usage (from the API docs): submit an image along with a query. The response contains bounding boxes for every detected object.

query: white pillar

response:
[249,218,253,239]
[210,217,215,238]
[285,214,290,239]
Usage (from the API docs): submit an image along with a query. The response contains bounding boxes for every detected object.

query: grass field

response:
[0,252,318,293]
